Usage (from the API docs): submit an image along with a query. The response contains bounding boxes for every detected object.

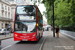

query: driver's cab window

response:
[4,29,7,31]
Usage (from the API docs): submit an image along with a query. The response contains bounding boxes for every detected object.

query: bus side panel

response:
[37,7,43,39]
[36,5,38,41]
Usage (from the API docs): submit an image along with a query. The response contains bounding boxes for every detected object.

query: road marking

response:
[39,32,49,50]
[1,45,12,50]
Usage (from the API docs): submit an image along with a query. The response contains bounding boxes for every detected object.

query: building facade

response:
[0,0,34,29]
[0,0,13,29]
[6,0,32,5]
[43,20,47,26]
[0,0,41,29]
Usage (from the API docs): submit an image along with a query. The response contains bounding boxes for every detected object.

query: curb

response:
[39,32,50,50]
[0,36,13,40]
[60,32,75,41]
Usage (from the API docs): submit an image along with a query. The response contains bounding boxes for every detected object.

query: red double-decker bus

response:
[13,5,43,41]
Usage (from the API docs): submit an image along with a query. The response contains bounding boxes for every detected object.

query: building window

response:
[2,11,4,17]
[1,4,4,9]
[5,12,7,17]
[5,6,7,10]
[6,0,14,1]
[2,23,3,28]
[2,23,3,26]
[28,0,30,2]
[8,7,10,11]
[8,12,10,18]
[2,11,3,16]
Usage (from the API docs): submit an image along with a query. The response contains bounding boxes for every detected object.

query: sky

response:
[35,0,47,22]
[38,4,47,22]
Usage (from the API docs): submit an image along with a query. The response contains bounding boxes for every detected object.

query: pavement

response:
[60,30,75,40]
[0,33,13,38]
[43,30,75,50]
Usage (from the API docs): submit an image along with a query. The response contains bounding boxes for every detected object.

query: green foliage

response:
[42,0,75,31]
[54,0,72,26]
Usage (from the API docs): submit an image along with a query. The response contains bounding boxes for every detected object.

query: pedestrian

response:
[55,26,59,38]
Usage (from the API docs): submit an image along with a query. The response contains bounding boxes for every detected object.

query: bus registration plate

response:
[22,39,27,41]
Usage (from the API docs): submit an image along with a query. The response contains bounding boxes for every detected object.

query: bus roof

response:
[16,5,37,7]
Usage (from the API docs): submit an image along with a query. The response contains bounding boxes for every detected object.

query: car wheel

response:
[8,33,11,34]
[47,28,49,31]
[2,33,4,35]
[43,28,44,31]
[2,33,5,35]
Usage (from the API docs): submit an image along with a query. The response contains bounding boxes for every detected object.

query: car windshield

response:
[0,29,2,31]
[0,29,4,31]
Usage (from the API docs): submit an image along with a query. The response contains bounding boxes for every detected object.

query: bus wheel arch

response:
[37,33,40,41]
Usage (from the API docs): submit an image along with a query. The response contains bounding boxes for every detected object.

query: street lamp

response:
[52,1,55,37]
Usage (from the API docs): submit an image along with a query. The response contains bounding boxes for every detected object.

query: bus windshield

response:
[16,5,36,15]
[15,5,36,21]
[15,22,36,33]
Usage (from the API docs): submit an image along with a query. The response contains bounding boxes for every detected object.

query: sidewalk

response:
[60,30,75,40]
[0,33,13,38]
[43,30,75,50]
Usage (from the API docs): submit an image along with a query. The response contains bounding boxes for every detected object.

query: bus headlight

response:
[15,34,18,37]
[1,32,3,33]
[37,23,38,26]
[32,34,36,36]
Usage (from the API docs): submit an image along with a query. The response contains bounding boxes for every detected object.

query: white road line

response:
[1,45,12,50]
[39,32,49,50]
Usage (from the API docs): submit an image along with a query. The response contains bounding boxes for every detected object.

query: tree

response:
[42,0,75,31]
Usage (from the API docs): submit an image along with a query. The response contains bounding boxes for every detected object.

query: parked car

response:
[46,25,51,28]
[43,26,46,31]
[43,25,51,31]
[10,28,13,33]
[0,28,10,35]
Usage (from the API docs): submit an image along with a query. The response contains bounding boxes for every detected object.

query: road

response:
[1,31,49,50]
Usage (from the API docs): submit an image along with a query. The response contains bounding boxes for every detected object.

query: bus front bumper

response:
[14,32,37,41]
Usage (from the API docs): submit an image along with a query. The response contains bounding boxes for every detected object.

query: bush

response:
[61,26,75,32]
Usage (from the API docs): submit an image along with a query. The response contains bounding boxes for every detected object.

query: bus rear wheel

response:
[37,34,40,41]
